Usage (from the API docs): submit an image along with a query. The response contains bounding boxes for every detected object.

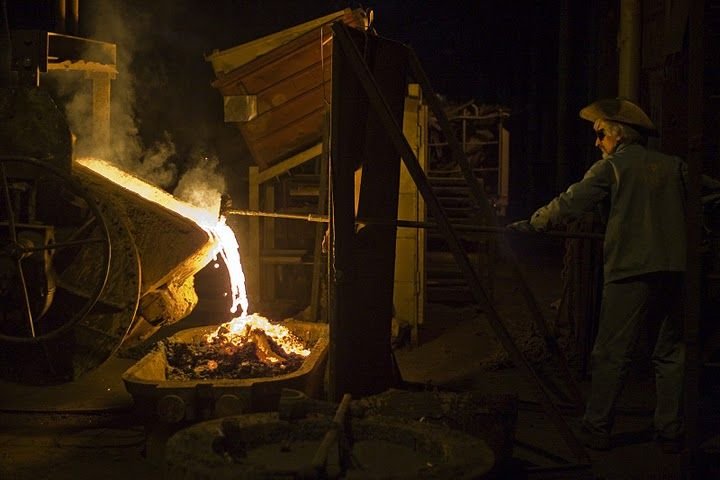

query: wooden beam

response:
[205,9,352,75]
[328,30,364,401]
[257,143,322,184]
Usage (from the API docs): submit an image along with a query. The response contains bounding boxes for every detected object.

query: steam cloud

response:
[51,0,223,201]
[173,155,226,215]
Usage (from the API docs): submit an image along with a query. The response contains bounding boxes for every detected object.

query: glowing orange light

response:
[205,313,311,357]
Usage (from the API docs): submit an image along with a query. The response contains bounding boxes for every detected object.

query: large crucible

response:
[122,320,329,423]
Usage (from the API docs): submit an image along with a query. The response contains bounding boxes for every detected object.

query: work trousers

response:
[582,272,685,439]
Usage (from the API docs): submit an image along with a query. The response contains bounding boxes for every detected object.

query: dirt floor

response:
[0,236,717,479]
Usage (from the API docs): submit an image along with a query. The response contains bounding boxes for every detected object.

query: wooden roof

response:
[208,9,368,170]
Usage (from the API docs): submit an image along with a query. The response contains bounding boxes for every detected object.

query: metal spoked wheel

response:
[0,155,112,343]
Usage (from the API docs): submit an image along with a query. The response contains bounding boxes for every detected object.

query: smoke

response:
[132,132,178,188]
[43,0,236,205]
[173,154,226,215]
[46,0,179,188]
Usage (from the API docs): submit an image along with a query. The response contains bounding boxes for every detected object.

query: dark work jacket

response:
[530,143,687,284]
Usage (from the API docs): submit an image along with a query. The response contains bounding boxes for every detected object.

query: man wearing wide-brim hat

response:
[509,98,720,452]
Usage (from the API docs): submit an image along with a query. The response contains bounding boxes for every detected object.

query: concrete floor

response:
[0,239,717,479]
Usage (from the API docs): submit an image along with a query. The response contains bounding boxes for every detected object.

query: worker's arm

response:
[530,159,613,231]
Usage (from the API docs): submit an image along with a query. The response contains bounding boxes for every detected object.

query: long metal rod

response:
[311,393,352,476]
[382,218,603,240]
[332,22,588,463]
[223,208,604,240]
[223,208,328,223]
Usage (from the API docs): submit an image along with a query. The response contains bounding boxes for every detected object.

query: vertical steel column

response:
[328,26,367,401]
[329,28,406,399]
[353,35,407,397]
[68,0,79,36]
[55,0,66,33]
[618,0,641,100]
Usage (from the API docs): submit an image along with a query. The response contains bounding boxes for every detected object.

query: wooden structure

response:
[208,9,369,312]
[208,10,426,337]
[329,26,410,398]
[207,9,368,169]
[425,104,510,303]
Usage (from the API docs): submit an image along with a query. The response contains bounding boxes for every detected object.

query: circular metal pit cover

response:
[165,412,494,479]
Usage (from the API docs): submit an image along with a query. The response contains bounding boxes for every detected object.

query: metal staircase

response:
[425,104,510,303]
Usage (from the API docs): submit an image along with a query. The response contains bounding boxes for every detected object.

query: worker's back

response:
[602,143,686,282]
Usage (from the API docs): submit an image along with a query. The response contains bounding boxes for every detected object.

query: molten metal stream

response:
[76,157,309,357]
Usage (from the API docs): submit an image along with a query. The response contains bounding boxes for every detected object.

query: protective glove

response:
[530,208,551,232]
[506,219,535,233]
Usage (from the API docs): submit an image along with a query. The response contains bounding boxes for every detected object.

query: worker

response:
[509,98,718,453]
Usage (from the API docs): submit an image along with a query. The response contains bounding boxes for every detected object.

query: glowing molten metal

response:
[77,157,310,363]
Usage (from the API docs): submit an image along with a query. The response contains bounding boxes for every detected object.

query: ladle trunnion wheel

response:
[0,148,229,385]
[0,155,125,384]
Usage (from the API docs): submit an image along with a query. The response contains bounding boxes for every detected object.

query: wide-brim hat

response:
[579,98,657,134]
